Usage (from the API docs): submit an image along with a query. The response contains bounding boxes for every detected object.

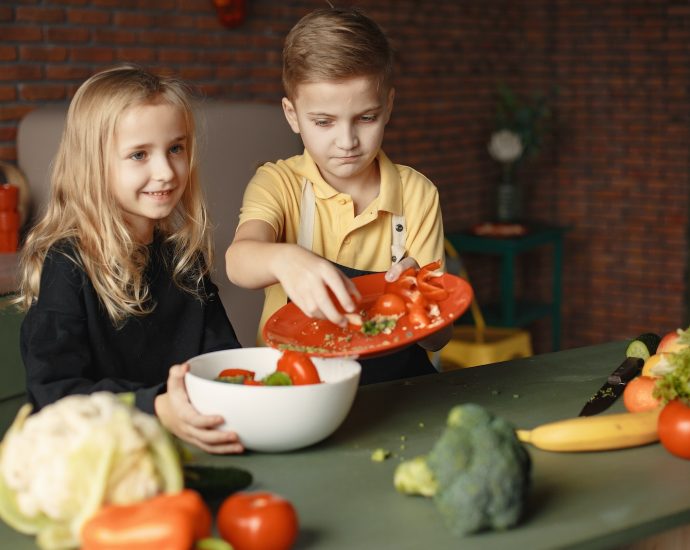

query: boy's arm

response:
[225,220,360,325]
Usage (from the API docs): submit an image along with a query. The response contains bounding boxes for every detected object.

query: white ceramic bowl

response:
[185,347,361,452]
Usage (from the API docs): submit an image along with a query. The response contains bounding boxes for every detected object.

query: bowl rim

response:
[185,347,362,389]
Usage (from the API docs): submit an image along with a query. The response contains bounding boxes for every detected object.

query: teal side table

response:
[446,225,568,350]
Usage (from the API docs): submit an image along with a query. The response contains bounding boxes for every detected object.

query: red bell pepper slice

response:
[416,260,448,302]
[384,268,419,301]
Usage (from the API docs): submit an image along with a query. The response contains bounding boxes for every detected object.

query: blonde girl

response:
[18,65,243,454]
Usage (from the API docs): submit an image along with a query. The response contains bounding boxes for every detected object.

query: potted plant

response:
[487,85,551,223]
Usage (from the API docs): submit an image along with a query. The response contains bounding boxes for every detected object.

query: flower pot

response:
[496,182,522,223]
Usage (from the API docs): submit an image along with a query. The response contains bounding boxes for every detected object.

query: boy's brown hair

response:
[282,7,395,100]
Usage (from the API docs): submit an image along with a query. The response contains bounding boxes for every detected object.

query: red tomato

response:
[370,293,407,317]
[217,491,299,550]
[658,330,687,354]
[406,306,430,328]
[277,351,321,385]
[658,399,690,460]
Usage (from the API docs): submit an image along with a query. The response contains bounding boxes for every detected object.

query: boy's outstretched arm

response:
[225,219,360,326]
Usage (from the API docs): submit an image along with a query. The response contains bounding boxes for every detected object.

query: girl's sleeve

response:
[201,276,242,353]
[20,249,163,412]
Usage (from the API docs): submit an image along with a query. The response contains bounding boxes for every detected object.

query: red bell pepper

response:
[80,489,211,550]
[416,260,448,302]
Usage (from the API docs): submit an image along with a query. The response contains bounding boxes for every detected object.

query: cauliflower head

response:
[0,392,182,549]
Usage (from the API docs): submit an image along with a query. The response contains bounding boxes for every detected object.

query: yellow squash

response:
[516,407,661,452]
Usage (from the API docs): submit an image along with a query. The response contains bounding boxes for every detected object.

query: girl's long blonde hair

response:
[17,65,212,325]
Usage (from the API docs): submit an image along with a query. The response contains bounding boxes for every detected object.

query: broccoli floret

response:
[393,403,531,536]
[393,456,437,497]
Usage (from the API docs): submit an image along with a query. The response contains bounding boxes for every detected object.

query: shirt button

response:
[338,198,347,205]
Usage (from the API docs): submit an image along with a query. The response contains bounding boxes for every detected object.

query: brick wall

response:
[1,0,688,352]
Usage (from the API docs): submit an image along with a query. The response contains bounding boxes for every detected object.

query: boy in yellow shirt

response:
[225,7,450,383]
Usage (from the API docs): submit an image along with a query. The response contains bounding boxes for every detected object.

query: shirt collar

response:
[294,149,403,215]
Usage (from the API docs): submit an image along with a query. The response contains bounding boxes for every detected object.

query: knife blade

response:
[578,357,644,416]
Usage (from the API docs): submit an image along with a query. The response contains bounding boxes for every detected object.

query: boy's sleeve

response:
[237,165,291,237]
[20,250,162,413]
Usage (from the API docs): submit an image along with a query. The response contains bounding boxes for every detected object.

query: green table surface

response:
[1,341,689,549]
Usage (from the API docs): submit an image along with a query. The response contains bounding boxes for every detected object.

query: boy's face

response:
[282,75,394,189]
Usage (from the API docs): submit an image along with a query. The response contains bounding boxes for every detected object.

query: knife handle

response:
[608,357,643,385]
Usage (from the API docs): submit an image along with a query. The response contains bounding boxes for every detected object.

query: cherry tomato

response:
[370,293,407,317]
[277,351,321,385]
[658,399,690,459]
[217,491,299,550]
[417,260,448,302]
[406,306,430,328]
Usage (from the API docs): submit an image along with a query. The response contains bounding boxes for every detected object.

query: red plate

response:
[263,272,473,359]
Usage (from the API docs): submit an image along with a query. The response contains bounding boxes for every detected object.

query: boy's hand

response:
[384,256,420,282]
[155,363,244,455]
[275,245,361,326]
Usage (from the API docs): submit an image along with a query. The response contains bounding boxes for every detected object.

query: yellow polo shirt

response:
[237,149,445,344]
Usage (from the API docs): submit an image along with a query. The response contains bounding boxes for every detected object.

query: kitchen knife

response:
[578,357,644,416]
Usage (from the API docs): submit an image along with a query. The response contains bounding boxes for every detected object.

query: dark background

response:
[1,0,688,353]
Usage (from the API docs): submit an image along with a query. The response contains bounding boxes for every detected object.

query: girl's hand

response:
[155,363,244,455]
[273,245,360,327]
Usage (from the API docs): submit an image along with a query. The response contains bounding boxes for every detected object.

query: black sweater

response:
[20,237,241,414]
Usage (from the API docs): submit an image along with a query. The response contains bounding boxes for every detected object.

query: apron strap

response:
[390,214,406,264]
[297,177,316,250]
[298,178,406,267]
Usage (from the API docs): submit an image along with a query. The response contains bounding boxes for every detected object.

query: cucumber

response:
[183,464,253,498]
[625,333,661,360]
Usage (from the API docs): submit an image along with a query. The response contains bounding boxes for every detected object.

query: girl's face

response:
[109,100,189,243]
[282,75,394,191]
